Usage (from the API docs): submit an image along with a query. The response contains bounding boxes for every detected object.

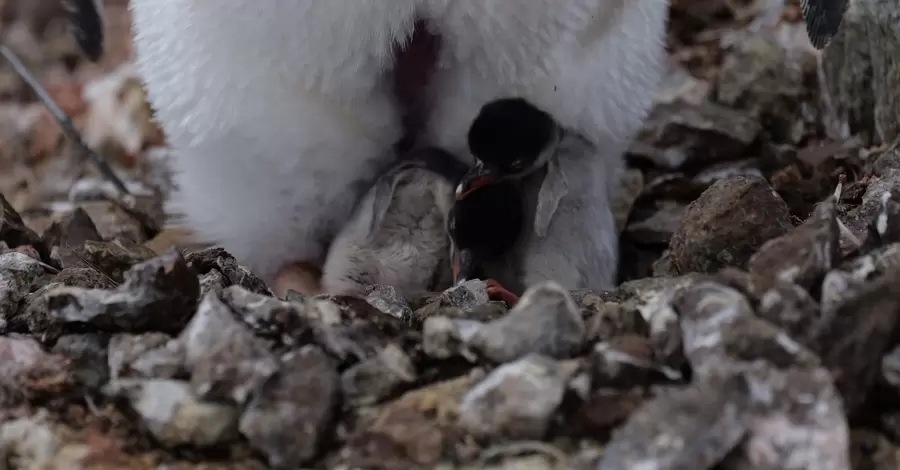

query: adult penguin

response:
[68,0,669,295]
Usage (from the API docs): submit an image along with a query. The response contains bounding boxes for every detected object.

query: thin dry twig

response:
[0,43,131,196]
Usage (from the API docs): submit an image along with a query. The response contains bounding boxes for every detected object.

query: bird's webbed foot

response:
[485,278,519,307]
[274,261,322,297]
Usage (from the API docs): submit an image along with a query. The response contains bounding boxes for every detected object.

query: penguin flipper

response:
[534,156,569,238]
[800,0,850,49]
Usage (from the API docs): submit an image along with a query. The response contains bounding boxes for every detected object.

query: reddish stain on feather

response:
[393,20,441,151]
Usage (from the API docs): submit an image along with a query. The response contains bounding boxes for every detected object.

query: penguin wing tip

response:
[68,0,106,62]
[799,0,850,50]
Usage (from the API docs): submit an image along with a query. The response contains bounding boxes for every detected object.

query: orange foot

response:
[485,279,519,307]
[273,261,322,298]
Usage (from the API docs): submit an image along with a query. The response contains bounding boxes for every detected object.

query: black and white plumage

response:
[800,0,851,49]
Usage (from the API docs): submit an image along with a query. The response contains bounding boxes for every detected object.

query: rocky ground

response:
[0,0,898,469]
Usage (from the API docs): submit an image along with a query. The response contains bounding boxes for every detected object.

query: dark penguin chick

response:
[448,180,525,306]
[800,0,850,49]
[457,97,562,199]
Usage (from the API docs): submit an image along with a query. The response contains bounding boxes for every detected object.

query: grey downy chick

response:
[457,97,616,293]
[321,147,468,297]
[800,0,850,49]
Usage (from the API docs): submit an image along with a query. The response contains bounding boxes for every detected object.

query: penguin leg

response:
[274,262,322,297]
[484,279,520,307]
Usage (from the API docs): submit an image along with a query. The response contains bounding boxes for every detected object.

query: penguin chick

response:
[457,97,616,293]
[447,179,525,306]
[321,147,467,297]
[456,97,561,199]
[800,0,850,49]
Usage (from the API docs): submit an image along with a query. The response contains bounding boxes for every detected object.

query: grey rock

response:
[179,290,278,404]
[617,275,702,371]
[669,177,793,273]
[421,315,480,361]
[598,373,749,470]
[0,336,71,406]
[754,279,822,342]
[458,354,568,440]
[104,378,240,447]
[220,285,313,349]
[185,247,271,296]
[63,240,156,282]
[0,252,46,327]
[808,244,900,414]
[590,335,682,388]
[632,101,761,170]
[847,170,900,247]
[669,175,793,274]
[715,27,819,144]
[748,200,840,293]
[468,282,585,363]
[341,343,416,406]
[365,284,414,325]
[51,267,117,289]
[721,364,850,470]
[108,332,183,380]
[24,248,199,335]
[239,346,340,469]
[581,299,650,344]
[308,295,418,367]
[0,193,50,262]
[675,280,820,376]
[41,207,102,269]
[50,333,109,390]
[625,202,686,245]
[198,267,226,297]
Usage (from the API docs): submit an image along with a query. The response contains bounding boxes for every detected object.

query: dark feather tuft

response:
[800,0,850,49]
[63,0,105,62]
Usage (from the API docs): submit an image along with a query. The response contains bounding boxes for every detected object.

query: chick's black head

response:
[448,180,524,260]
[467,97,558,176]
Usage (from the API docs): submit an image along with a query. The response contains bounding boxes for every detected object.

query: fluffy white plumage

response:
[128,0,669,288]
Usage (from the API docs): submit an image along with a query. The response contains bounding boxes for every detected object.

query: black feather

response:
[468,97,557,173]
[800,0,850,49]
[63,0,105,62]
[448,181,524,261]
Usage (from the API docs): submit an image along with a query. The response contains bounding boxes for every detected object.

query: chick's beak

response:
[452,248,478,285]
[455,163,496,200]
